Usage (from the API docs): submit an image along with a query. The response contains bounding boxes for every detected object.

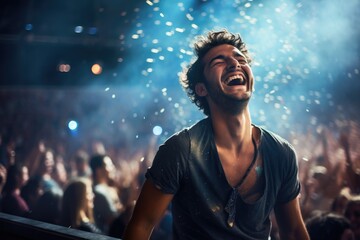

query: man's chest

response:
[218,152,264,202]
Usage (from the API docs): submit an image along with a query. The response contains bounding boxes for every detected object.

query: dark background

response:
[0,0,359,157]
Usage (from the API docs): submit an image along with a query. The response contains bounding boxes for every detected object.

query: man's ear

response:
[195,83,208,97]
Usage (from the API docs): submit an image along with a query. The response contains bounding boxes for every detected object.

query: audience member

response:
[20,175,43,211]
[0,164,6,202]
[52,154,68,189]
[60,177,101,233]
[30,187,62,224]
[345,196,360,240]
[0,163,29,217]
[90,154,124,234]
[33,149,62,193]
[73,150,91,178]
[1,88,359,240]
[331,187,352,215]
[339,132,360,194]
[108,203,135,238]
[305,211,355,240]
[0,134,6,167]
[301,127,348,218]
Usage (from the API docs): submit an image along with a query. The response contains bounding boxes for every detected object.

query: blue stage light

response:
[152,125,163,136]
[68,120,78,131]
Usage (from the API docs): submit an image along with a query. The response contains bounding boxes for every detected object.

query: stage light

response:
[68,120,78,131]
[58,64,71,73]
[88,27,98,35]
[25,24,33,31]
[74,26,83,33]
[152,126,163,136]
[91,64,102,75]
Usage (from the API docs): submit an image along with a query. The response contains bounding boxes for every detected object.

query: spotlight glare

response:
[91,64,102,75]
[68,120,78,131]
[58,64,71,73]
[88,27,98,35]
[74,26,83,33]
[25,23,33,31]
[152,126,163,136]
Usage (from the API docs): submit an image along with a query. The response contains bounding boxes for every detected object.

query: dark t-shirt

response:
[78,221,102,234]
[1,192,29,217]
[146,118,300,240]
[93,184,118,233]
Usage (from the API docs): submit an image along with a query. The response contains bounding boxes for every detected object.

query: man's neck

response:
[210,107,253,151]
[94,177,108,185]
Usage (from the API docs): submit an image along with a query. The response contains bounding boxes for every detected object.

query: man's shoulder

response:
[93,184,109,195]
[165,118,210,144]
[257,125,295,152]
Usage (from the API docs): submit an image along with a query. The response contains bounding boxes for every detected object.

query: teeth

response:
[228,75,242,81]
[225,75,244,85]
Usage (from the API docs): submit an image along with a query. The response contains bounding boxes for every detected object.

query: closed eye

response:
[236,57,247,64]
[209,55,226,67]
[211,60,225,67]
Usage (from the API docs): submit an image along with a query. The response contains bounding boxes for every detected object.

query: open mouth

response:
[225,74,246,86]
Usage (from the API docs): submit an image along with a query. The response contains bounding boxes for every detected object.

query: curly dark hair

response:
[179,29,252,116]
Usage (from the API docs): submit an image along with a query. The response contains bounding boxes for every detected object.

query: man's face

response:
[198,44,254,110]
[103,156,115,181]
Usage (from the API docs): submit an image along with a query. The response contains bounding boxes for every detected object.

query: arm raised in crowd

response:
[339,132,360,193]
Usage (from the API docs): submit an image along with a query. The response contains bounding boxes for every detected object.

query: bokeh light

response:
[152,125,163,136]
[0,0,359,148]
[74,26,83,33]
[68,120,78,131]
[0,3,359,237]
[91,64,102,75]
[58,64,71,73]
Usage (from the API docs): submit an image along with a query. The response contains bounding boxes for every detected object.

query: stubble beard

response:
[209,89,251,115]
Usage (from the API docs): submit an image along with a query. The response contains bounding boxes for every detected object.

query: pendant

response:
[225,188,238,227]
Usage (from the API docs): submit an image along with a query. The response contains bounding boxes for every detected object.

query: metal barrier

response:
[0,212,120,240]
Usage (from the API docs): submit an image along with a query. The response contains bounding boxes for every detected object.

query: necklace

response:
[224,135,258,227]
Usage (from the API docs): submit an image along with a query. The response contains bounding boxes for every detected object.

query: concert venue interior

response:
[0,0,359,239]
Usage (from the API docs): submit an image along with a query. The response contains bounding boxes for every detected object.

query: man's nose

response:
[226,57,240,70]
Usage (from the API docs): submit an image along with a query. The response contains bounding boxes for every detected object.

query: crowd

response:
[0,137,167,238]
[0,90,359,240]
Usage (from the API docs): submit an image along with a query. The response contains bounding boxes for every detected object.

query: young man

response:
[90,154,123,234]
[123,30,309,240]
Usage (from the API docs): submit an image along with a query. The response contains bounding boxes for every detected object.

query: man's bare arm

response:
[274,196,310,240]
[123,179,174,240]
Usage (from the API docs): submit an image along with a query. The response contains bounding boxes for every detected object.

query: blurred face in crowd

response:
[103,156,115,181]
[13,165,29,189]
[76,161,88,175]
[40,150,55,175]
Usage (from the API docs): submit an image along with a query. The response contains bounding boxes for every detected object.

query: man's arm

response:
[274,196,310,240]
[123,179,174,240]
